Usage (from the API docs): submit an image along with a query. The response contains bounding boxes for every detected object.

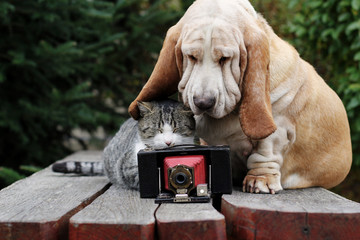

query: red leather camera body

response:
[164,155,207,195]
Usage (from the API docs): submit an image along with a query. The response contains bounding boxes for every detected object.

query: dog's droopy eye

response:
[219,57,228,66]
[189,55,197,61]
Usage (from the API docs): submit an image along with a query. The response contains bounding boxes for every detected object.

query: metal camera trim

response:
[137,145,232,203]
[168,164,194,194]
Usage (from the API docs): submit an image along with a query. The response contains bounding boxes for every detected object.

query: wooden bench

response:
[1,151,360,240]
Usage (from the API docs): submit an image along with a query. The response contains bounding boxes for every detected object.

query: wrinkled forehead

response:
[181,20,240,53]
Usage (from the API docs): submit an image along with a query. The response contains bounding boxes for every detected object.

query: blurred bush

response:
[251,0,292,38]
[0,0,190,188]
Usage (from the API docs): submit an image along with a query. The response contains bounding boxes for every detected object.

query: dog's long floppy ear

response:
[239,27,277,140]
[128,24,182,119]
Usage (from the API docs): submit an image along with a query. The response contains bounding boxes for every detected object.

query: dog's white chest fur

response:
[195,112,253,178]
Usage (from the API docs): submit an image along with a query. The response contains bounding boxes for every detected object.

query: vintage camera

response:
[137,145,232,203]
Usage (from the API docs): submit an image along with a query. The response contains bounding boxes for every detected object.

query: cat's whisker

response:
[53,100,197,191]
[104,100,196,189]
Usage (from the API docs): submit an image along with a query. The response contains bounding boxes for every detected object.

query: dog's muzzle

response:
[193,96,216,111]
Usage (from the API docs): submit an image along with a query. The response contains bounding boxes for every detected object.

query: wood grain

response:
[156,202,227,240]
[69,185,158,240]
[222,188,360,240]
[0,151,109,240]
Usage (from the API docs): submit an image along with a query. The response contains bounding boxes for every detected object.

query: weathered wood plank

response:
[0,151,109,240]
[155,203,226,240]
[69,185,158,240]
[222,188,360,240]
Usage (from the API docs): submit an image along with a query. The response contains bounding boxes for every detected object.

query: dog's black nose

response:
[193,96,215,110]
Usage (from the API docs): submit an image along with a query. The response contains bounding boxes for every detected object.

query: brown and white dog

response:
[128,0,352,193]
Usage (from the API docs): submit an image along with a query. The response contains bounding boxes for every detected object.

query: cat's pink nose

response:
[165,141,172,146]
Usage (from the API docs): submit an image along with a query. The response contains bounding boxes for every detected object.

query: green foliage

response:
[19,165,42,175]
[0,0,186,187]
[0,0,119,171]
[286,0,360,165]
[251,0,292,38]
[0,167,25,188]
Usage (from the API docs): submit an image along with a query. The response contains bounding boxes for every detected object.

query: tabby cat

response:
[52,100,196,190]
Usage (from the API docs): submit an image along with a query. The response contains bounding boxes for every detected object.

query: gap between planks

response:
[69,185,227,240]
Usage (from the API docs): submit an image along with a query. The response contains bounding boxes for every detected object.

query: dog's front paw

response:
[242,174,283,194]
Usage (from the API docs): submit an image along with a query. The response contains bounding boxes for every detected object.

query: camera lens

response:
[175,172,187,185]
[168,165,193,191]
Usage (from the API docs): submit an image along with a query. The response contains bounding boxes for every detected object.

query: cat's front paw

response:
[242,174,283,194]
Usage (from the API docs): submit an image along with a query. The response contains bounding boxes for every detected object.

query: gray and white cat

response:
[52,100,196,190]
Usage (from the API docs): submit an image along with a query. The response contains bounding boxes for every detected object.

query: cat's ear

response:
[137,101,153,117]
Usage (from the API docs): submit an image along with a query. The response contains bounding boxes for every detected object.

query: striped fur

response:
[52,100,196,190]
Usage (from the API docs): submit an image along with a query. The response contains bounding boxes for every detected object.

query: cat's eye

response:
[173,128,179,133]
[141,127,149,133]
[158,129,163,133]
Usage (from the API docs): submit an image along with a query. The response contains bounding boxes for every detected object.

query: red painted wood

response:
[68,186,158,240]
[157,220,226,240]
[222,202,307,240]
[69,223,155,240]
[221,188,360,240]
[0,186,107,240]
[0,151,109,240]
[155,203,227,240]
[308,213,360,239]
[0,222,62,240]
